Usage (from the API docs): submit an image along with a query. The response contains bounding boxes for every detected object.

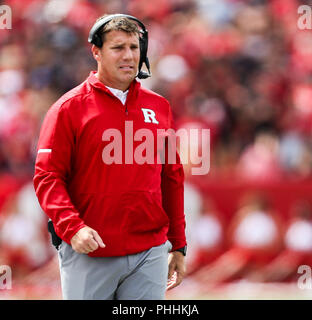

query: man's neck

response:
[105,85,128,94]
[95,72,130,92]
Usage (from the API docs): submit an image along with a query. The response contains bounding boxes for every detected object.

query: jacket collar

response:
[87,71,140,102]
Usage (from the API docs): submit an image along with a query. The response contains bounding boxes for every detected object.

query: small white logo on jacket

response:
[141,108,159,124]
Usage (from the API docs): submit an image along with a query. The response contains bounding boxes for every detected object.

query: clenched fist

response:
[70,226,105,254]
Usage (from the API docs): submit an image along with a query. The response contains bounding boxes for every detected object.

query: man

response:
[33,14,187,300]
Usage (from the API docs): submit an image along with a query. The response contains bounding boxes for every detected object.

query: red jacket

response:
[33,71,186,257]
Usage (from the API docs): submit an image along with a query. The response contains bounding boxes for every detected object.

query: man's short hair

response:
[95,15,140,44]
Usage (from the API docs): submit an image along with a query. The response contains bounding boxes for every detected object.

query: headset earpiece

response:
[92,33,103,48]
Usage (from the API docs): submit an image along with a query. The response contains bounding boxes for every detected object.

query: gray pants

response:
[58,240,172,300]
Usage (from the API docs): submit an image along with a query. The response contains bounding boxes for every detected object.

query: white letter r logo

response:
[141,108,159,124]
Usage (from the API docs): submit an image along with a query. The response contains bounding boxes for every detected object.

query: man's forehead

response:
[105,30,139,44]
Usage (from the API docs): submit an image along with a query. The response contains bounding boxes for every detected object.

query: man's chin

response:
[119,73,136,83]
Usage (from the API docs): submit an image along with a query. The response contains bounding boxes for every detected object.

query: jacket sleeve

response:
[33,100,86,244]
[161,104,187,251]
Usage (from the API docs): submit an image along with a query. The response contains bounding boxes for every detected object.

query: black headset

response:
[88,13,151,79]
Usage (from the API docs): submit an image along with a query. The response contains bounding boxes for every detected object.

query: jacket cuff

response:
[168,238,187,252]
[56,222,87,245]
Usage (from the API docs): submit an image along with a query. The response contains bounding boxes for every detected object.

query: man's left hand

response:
[167,251,186,290]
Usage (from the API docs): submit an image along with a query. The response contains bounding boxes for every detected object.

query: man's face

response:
[93,30,140,91]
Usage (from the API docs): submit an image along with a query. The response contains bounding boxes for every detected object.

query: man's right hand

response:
[70,226,105,254]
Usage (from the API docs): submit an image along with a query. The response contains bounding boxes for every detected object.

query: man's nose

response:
[123,47,134,60]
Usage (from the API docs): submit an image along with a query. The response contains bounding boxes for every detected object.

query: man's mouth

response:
[119,65,134,71]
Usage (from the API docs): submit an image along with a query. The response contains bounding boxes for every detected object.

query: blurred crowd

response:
[0,0,312,295]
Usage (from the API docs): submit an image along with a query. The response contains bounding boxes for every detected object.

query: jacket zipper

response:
[125,104,128,116]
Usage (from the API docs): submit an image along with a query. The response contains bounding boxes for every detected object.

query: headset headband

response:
[88,14,151,79]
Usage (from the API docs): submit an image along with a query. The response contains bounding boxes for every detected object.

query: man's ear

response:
[91,44,100,62]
